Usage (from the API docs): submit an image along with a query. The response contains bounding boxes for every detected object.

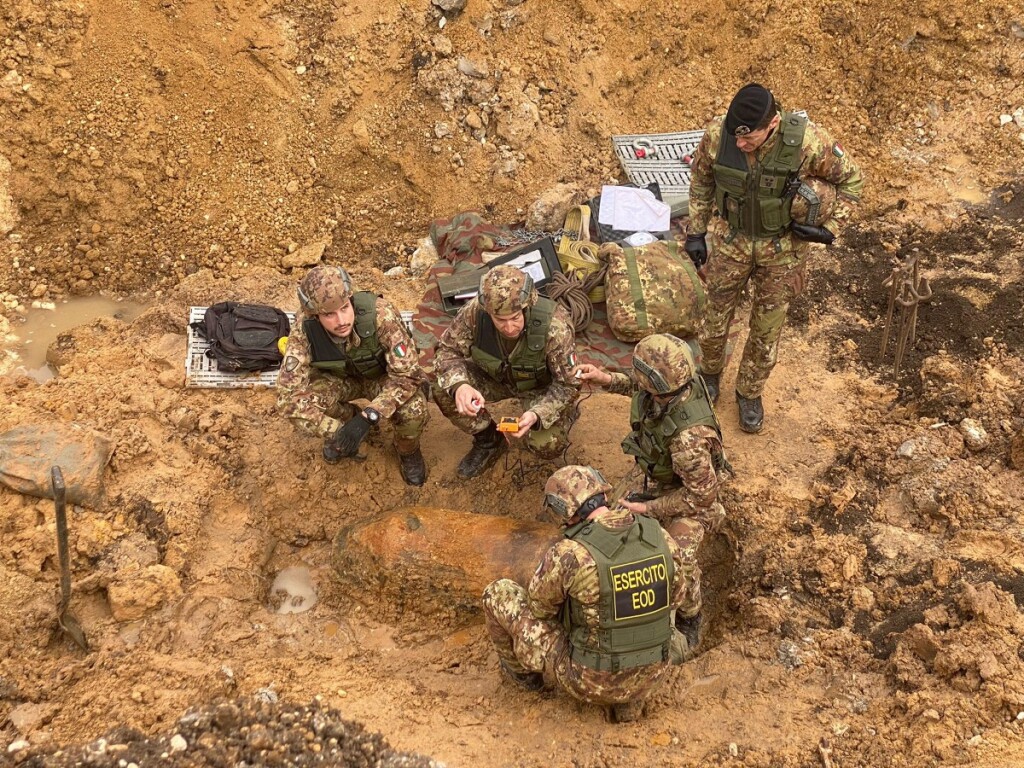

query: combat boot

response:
[398,449,426,486]
[736,392,764,433]
[499,660,543,692]
[608,700,645,723]
[457,422,506,479]
[675,610,703,655]
[701,372,721,404]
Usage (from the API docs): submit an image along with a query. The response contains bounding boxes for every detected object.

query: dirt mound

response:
[11,695,439,767]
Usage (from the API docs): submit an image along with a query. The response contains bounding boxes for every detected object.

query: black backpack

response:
[193,302,291,372]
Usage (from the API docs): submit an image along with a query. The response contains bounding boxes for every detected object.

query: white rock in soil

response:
[170,734,187,752]
[897,439,916,458]
[959,418,989,451]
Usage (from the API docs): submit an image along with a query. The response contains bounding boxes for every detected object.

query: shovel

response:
[52,466,88,651]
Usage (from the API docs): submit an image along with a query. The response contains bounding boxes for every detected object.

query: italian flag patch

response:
[567,351,578,368]
[393,342,409,358]
[832,142,845,158]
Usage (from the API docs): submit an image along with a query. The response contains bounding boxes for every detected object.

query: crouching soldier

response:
[482,465,703,722]
[277,264,429,486]
[433,265,580,478]
[576,333,728,539]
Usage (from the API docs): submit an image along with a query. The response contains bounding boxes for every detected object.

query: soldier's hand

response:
[684,233,708,268]
[620,499,649,514]
[790,223,835,245]
[454,383,485,416]
[511,410,538,439]
[574,363,611,386]
[325,414,371,461]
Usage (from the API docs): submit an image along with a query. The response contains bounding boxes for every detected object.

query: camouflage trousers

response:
[311,374,428,446]
[433,366,574,458]
[699,218,810,399]
[628,473,726,539]
[482,579,685,706]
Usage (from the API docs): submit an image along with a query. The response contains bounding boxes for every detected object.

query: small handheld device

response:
[497,417,520,433]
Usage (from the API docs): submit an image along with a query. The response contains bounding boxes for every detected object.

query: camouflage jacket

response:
[434,297,581,428]
[688,114,864,237]
[276,298,425,436]
[528,506,699,630]
[607,371,723,520]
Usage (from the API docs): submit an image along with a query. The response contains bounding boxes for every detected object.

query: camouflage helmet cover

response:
[790,177,837,227]
[632,333,696,394]
[544,465,613,520]
[478,265,536,316]
[298,264,353,315]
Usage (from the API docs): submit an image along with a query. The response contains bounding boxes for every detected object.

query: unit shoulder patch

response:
[392,342,409,358]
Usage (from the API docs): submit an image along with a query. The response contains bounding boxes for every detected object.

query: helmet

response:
[544,465,613,520]
[478,265,535,316]
[298,265,353,314]
[632,334,696,395]
[790,177,837,227]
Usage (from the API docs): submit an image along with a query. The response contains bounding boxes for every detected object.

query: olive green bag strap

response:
[622,245,649,332]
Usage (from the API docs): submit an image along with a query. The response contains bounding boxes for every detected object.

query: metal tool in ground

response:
[52,466,89,651]
[879,253,932,376]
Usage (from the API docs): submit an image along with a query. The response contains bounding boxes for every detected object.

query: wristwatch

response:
[362,407,381,427]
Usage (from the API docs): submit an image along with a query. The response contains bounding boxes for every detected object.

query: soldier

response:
[276,264,428,486]
[482,465,703,721]
[433,265,581,478]
[685,82,864,432]
[576,333,727,539]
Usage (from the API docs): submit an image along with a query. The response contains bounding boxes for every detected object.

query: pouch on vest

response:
[193,302,290,373]
[601,239,707,342]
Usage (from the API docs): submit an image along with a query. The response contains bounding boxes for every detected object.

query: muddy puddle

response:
[4,296,145,381]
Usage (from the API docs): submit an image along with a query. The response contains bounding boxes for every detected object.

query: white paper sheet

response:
[598,186,671,232]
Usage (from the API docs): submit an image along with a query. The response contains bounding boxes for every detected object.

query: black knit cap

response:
[725,83,776,136]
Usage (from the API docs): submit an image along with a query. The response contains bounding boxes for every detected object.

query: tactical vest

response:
[621,377,723,485]
[304,292,387,380]
[713,111,807,238]
[469,297,555,392]
[563,514,675,672]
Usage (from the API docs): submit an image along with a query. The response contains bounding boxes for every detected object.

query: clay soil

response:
[2,0,1024,766]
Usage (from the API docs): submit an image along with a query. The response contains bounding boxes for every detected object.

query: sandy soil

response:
[2,1,1024,766]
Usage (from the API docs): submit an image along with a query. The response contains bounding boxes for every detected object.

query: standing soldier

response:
[576,333,728,540]
[684,82,864,432]
[482,465,703,722]
[277,264,429,486]
[433,265,580,478]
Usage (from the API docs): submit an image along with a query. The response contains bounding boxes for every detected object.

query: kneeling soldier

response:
[277,264,429,486]
[433,265,580,478]
[482,465,702,722]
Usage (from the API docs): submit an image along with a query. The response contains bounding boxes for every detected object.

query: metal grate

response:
[185,307,416,389]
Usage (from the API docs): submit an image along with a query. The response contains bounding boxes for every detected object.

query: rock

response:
[958,582,1019,628]
[897,439,916,458]
[169,734,187,752]
[901,623,940,663]
[383,266,405,277]
[9,703,53,734]
[281,240,327,269]
[31,283,48,298]
[286,179,300,194]
[432,0,467,12]
[457,57,488,79]
[1001,114,1015,126]
[495,101,540,148]
[107,564,183,622]
[409,236,438,276]
[434,121,451,139]
[958,418,988,451]
[7,740,30,754]
[294,65,306,75]
[431,35,453,57]
[1009,429,1024,470]
[158,369,183,389]
[922,709,941,721]
[465,109,483,130]
[351,119,371,148]
[852,586,876,610]
[526,183,580,230]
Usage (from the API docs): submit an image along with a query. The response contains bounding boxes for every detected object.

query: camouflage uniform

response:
[482,505,701,706]
[689,114,864,398]
[276,274,427,452]
[608,369,726,535]
[433,269,581,458]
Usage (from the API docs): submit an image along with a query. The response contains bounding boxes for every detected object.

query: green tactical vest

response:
[304,292,387,380]
[621,377,723,485]
[469,297,555,392]
[712,111,807,238]
[563,514,675,672]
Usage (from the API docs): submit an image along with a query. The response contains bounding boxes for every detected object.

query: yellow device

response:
[497,417,520,433]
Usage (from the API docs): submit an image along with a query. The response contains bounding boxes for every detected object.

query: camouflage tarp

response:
[429,212,507,265]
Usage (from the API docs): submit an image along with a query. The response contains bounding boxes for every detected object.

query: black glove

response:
[790,223,835,245]
[323,414,371,462]
[683,233,708,268]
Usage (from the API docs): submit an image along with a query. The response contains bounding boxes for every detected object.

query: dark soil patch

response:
[792,182,1024,392]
